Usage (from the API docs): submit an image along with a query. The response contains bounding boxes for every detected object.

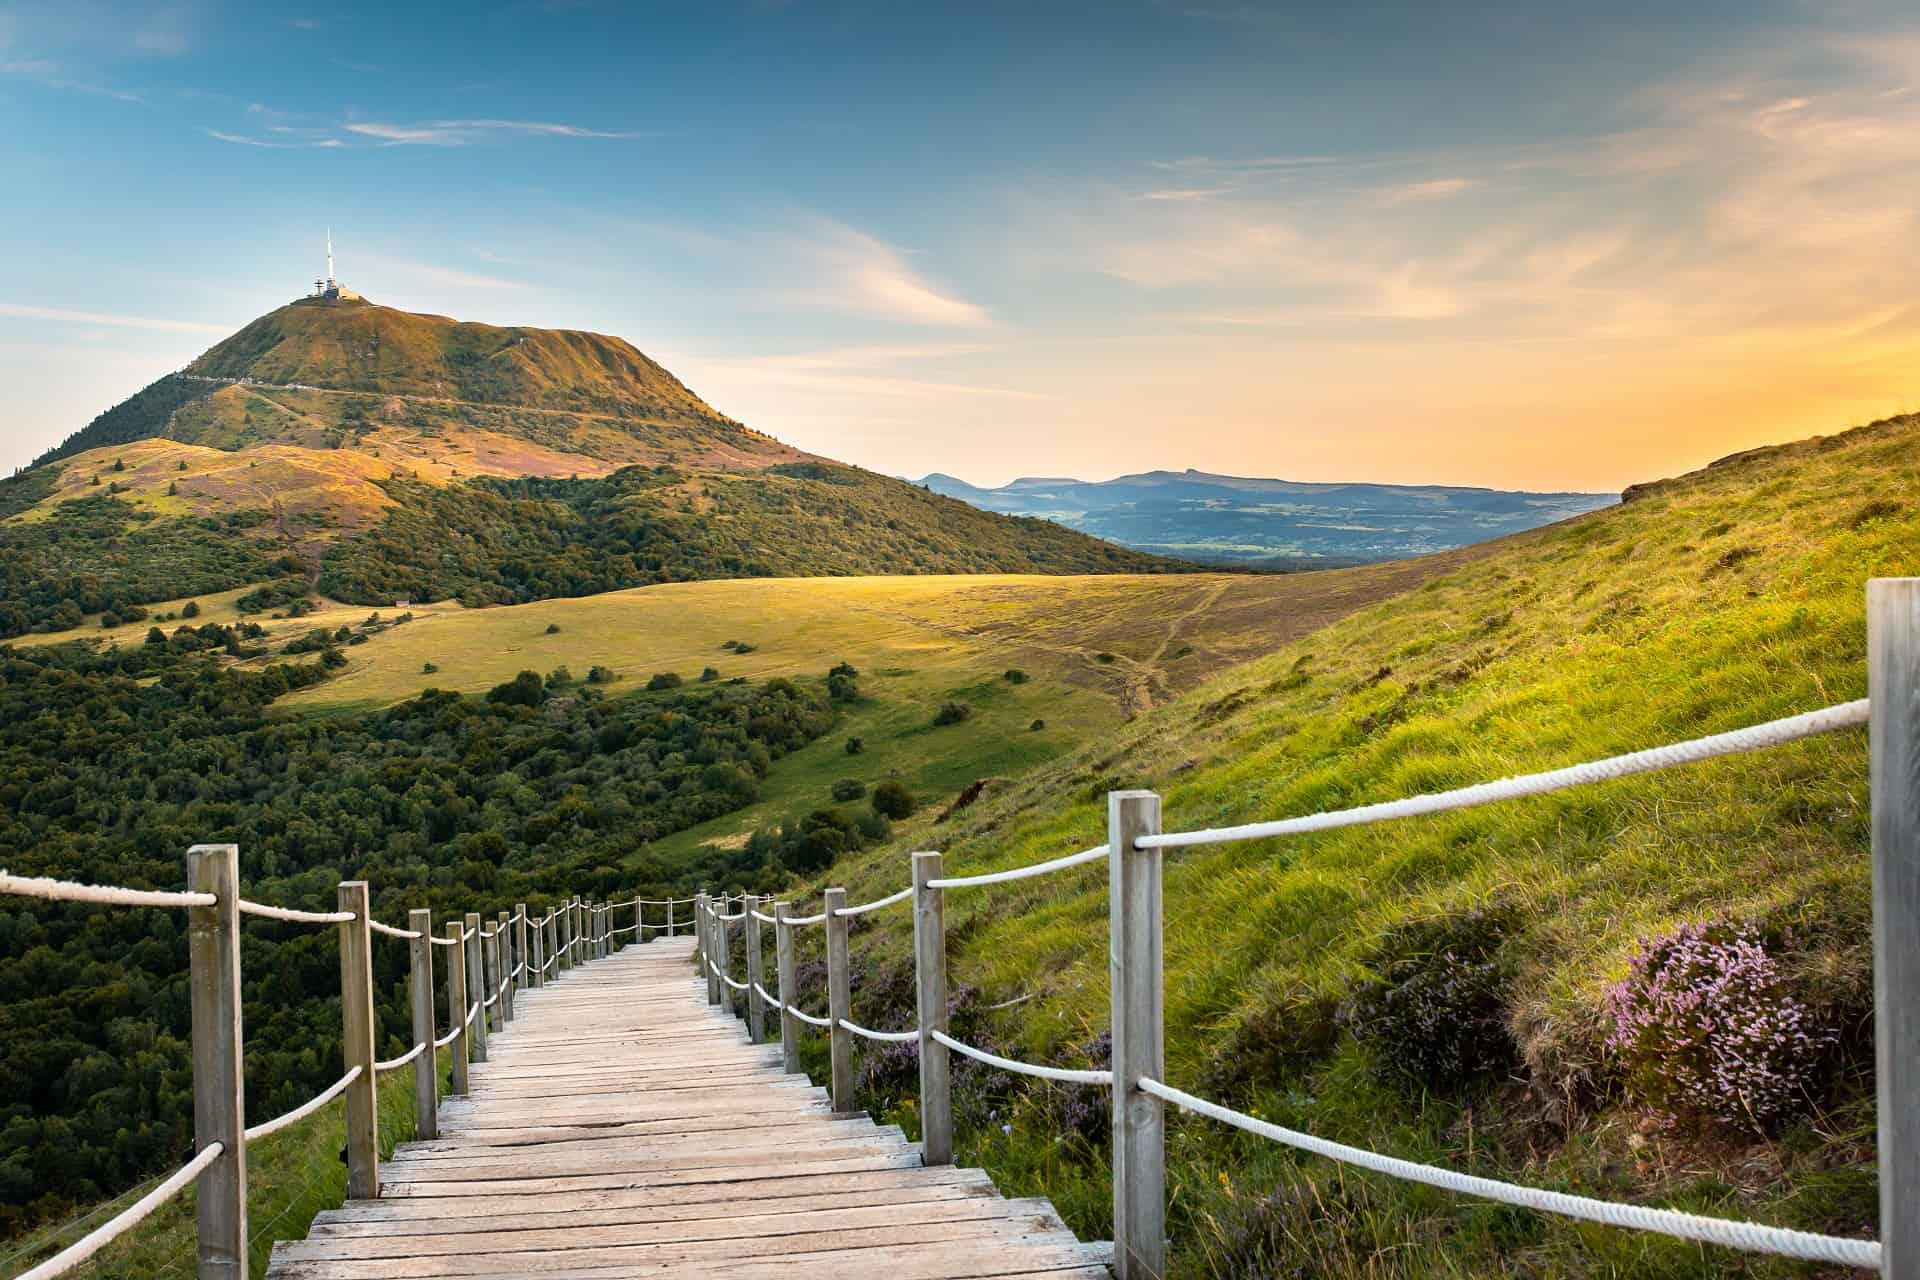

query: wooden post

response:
[527,907,543,990]
[407,908,437,1141]
[701,895,721,1005]
[337,880,379,1200]
[774,901,800,1074]
[463,912,489,1062]
[515,904,530,997]
[745,895,767,1044]
[482,918,503,1034]
[692,893,706,978]
[444,920,470,1094]
[186,843,247,1277]
[667,896,678,938]
[546,908,559,979]
[824,887,853,1113]
[572,897,584,966]
[1108,791,1165,1280]
[598,902,607,959]
[1870,578,1919,1280]
[633,894,643,947]
[497,910,514,1022]
[913,852,953,1166]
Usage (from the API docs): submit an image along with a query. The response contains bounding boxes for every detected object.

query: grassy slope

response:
[771,415,1916,1276]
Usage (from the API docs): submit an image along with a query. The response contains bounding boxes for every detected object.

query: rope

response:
[0,871,214,909]
[834,886,913,917]
[749,909,779,925]
[927,845,1108,890]
[1139,699,1872,852]
[483,991,498,1009]
[788,1005,833,1028]
[368,919,421,940]
[716,910,746,922]
[375,1043,426,1074]
[783,910,827,926]
[754,981,784,1011]
[930,1030,1113,1084]
[245,1067,361,1142]
[238,899,355,925]
[611,924,641,935]
[839,1018,918,1044]
[428,934,460,947]
[1137,1077,1878,1268]
[432,1022,464,1049]
[722,973,749,991]
[16,1142,224,1280]
[464,1002,480,1027]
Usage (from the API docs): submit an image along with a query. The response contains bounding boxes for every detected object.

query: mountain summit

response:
[0,297,1183,637]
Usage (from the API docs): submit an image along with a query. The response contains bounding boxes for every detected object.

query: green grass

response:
[756,414,1915,1277]
[0,1057,435,1279]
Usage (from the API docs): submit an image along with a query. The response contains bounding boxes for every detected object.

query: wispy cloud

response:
[345,118,644,146]
[203,128,341,149]
[1,58,142,102]
[781,220,991,328]
[1379,176,1474,205]
[0,302,228,336]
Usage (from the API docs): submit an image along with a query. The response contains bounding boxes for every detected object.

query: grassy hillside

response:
[755,414,1916,1276]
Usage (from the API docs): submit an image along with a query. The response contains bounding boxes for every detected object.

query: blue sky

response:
[4,1,1918,490]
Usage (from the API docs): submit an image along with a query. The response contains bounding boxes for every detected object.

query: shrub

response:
[486,670,547,707]
[422,661,438,674]
[1029,719,1045,731]
[180,600,200,619]
[587,665,614,684]
[544,622,562,634]
[1003,668,1028,684]
[144,626,166,646]
[827,661,860,702]
[1605,920,1837,1129]
[1338,905,1517,1094]
[932,700,972,726]
[845,736,864,755]
[546,666,573,687]
[646,671,684,691]
[872,779,915,819]
[99,611,120,628]
[1035,1031,1111,1149]
[700,666,720,682]
[831,778,866,802]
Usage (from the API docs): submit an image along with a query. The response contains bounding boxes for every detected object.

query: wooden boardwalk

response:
[267,937,1107,1278]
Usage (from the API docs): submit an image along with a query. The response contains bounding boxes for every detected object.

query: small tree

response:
[588,665,615,684]
[423,661,439,674]
[845,736,864,755]
[933,700,973,726]
[1004,668,1029,684]
[545,622,562,635]
[180,600,201,619]
[831,778,866,802]
[145,626,167,646]
[647,671,684,691]
[700,666,720,682]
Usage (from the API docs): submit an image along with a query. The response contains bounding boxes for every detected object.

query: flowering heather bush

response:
[1605,920,1836,1129]
[1338,905,1517,1093]
[1035,1031,1111,1150]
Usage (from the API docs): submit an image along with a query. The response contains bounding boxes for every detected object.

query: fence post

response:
[1108,790,1165,1280]
[497,910,514,1022]
[482,918,503,1033]
[572,897,584,966]
[824,887,853,1112]
[463,912,489,1062]
[774,901,801,1074]
[598,902,608,959]
[1870,578,1919,1280]
[912,852,953,1166]
[667,896,677,938]
[337,880,379,1200]
[515,904,530,997]
[692,892,706,978]
[444,920,470,1094]
[527,906,542,990]
[186,843,247,1277]
[745,895,767,1044]
[547,907,560,979]
[633,894,644,946]
[705,896,723,1005]
[406,908,437,1141]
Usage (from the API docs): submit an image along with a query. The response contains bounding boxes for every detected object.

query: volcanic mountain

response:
[0,296,1183,637]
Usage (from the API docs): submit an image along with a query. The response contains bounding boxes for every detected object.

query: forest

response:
[0,634,841,1235]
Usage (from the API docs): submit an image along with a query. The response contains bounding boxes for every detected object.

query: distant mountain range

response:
[911,469,1618,568]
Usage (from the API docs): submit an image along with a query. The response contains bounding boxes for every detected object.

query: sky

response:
[2,1,1917,492]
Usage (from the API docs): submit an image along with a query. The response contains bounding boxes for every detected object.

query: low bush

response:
[933,700,972,726]
[1003,668,1028,684]
[647,671,684,691]
[1338,904,1517,1094]
[845,736,864,755]
[1605,919,1838,1130]
[831,778,866,802]
[872,779,915,819]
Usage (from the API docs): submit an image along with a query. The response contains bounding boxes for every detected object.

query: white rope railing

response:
[716,910,746,922]
[749,909,779,925]
[1137,1077,1877,1268]
[432,1022,464,1049]
[1139,700,1871,852]
[464,1001,480,1028]
[483,990,498,1009]
[428,933,460,947]
[368,919,421,940]
[839,1018,918,1044]
[245,1067,361,1142]
[0,871,215,910]
[930,1030,1113,1085]
[754,981,784,1011]
[238,899,355,925]
[16,1142,225,1280]
[833,886,913,917]
[375,1043,426,1074]
[927,845,1108,890]
[783,910,827,926]
[788,1005,833,1028]
[611,924,641,935]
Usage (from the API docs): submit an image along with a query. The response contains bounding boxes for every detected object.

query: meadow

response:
[747,415,1917,1277]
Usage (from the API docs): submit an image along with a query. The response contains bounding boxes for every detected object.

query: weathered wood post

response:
[667,896,678,938]
[745,895,767,1044]
[444,920,470,1094]
[692,892,706,975]
[598,902,608,959]
[497,909,514,1022]
[824,887,853,1112]
[407,908,437,1141]
[572,897,585,966]
[1108,791,1165,1280]
[482,919,503,1034]
[702,895,722,1005]
[913,852,953,1166]
[716,904,736,1017]
[527,906,543,990]
[186,843,247,1277]
[774,900,801,1074]
[463,912,489,1062]
[546,907,559,979]
[515,904,530,996]
[633,894,644,946]
[337,880,379,1200]
[1870,577,1919,1280]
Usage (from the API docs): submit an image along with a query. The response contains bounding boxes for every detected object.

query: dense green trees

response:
[0,641,834,1234]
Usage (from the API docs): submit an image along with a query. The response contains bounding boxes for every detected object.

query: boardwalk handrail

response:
[690,577,1920,1278]
[1,863,661,1279]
